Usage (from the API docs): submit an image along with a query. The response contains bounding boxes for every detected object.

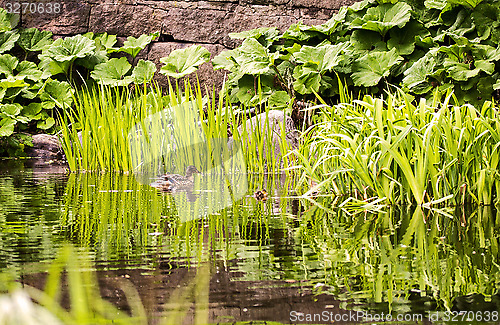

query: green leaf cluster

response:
[0,8,73,147]
[212,0,500,106]
[0,7,159,156]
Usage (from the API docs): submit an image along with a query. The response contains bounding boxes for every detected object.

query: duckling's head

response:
[185,165,202,178]
[254,189,268,201]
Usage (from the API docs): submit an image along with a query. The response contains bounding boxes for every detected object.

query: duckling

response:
[254,189,268,201]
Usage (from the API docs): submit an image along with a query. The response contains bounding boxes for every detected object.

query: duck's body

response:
[152,165,202,192]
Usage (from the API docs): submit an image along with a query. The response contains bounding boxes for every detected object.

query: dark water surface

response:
[1,159,499,324]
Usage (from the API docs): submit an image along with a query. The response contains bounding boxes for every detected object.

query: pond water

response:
[1,159,499,324]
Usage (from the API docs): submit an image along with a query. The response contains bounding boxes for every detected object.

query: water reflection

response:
[0,160,499,322]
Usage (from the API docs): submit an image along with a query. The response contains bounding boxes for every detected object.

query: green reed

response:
[58,84,162,172]
[59,81,293,174]
[297,88,500,206]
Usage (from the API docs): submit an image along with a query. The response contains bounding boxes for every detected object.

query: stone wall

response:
[1,0,357,87]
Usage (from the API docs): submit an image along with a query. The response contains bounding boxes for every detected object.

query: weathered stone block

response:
[89,3,166,36]
[290,0,356,9]
[161,6,229,44]
[21,0,91,34]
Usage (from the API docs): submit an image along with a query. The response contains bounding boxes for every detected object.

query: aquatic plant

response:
[295,88,500,206]
[59,81,295,174]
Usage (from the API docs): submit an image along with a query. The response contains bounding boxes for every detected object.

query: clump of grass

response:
[296,87,500,206]
[59,81,296,175]
[58,84,166,172]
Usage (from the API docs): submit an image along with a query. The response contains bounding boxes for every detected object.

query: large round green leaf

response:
[132,59,156,84]
[293,64,322,94]
[16,61,43,81]
[43,35,96,62]
[117,33,158,59]
[294,43,347,72]
[18,28,53,52]
[37,117,55,130]
[352,49,403,87]
[229,27,280,47]
[0,31,19,54]
[0,8,18,32]
[1,103,22,117]
[160,45,210,79]
[354,2,412,37]
[402,51,437,94]
[40,79,74,109]
[0,117,15,137]
[0,54,18,77]
[91,57,133,87]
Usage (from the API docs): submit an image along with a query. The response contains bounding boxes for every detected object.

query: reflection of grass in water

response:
[61,172,175,258]
[0,173,67,270]
[0,245,211,325]
[59,171,306,281]
[299,198,500,311]
[53,170,500,314]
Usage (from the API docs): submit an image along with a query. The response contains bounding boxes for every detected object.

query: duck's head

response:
[185,165,202,178]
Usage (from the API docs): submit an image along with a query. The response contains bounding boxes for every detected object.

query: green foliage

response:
[351,1,412,36]
[132,59,156,84]
[91,57,134,86]
[0,8,159,157]
[212,0,500,106]
[296,86,500,206]
[115,32,158,59]
[159,45,211,79]
[351,48,402,86]
[17,28,53,53]
[0,8,18,32]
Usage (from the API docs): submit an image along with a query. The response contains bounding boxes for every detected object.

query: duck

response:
[152,165,202,192]
[254,189,268,201]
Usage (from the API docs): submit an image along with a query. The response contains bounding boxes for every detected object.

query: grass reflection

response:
[4,169,497,314]
[300,198,500,311]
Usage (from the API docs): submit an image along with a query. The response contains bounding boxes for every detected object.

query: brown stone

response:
[298,7,335,21]
[160,6,229,44]
[25,134,65,163]
[21,0,91,34]
[290,0,356,9]
[88,3,166,37]
[240,0,290,5]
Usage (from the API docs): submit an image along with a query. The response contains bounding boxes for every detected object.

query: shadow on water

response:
[1,159,499,323]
